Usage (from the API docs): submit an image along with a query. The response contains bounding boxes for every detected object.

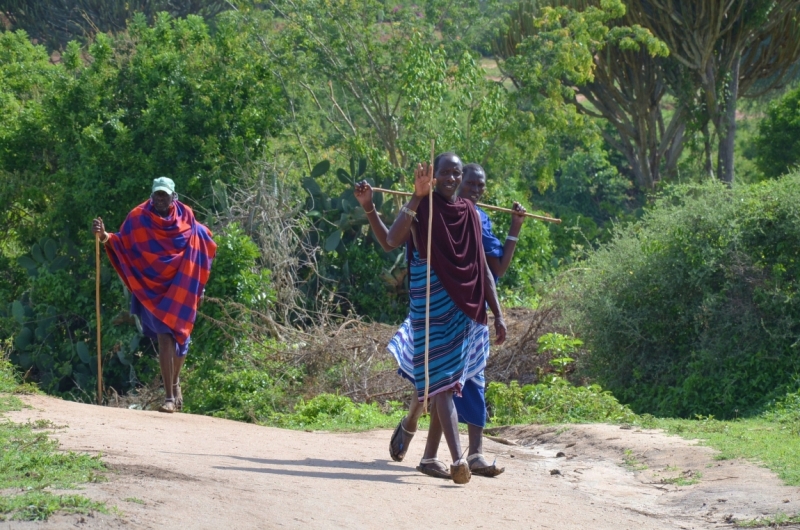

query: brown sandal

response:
[389,417,415,462]
[158,398,176,413]
[450,459,471,484]
[416,458,451,480]
[468,453,505,477]
[173,380,183,411]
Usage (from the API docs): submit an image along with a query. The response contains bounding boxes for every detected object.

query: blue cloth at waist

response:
[130,296,190,357]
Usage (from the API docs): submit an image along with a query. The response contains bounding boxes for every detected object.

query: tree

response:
[2,0,229,49]
[627,0,800,183]
[494,0,669,189]
[265,0,510,175]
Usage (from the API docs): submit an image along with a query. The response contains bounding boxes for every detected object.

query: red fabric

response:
[410,191,487,325]
[105,200,217,345]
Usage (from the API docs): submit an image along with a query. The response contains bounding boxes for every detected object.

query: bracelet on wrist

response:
[364,204,375,215]
[506,235,519,242]
[400,206,417,219]
[100,233,110,244]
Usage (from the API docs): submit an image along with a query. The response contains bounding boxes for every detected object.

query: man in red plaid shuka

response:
[92,177,217,413]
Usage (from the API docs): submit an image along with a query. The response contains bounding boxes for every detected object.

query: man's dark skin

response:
[355,164,525,473]
[363,155,507,477]
[92,190,186,412]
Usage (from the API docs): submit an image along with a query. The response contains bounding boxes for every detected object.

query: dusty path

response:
[3,395,800,529]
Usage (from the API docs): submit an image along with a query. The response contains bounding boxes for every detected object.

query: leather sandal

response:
[416,458,451,480]
[389,417,416,462]
[450,458,471,484]
[468,453,505,477]
[158,398,176,413]
[173,380,183,411]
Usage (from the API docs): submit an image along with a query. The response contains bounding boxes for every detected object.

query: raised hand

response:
[413,162,434,198]
[354,180,374,210]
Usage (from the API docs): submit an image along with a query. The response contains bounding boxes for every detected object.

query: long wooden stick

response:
[423,140,434,415]
[372,187,561,224]
[95,234,103,405]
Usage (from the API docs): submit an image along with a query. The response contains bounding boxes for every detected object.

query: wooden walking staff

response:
[371,188,562,224]
[95,233,103,405]
[423,139,434,415]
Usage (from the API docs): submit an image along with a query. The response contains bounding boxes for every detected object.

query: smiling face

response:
[459,166,486,204]
[434,154,463,202]
[151,190,175,216]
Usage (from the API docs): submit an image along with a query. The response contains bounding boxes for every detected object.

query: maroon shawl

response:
[409,191,487,325]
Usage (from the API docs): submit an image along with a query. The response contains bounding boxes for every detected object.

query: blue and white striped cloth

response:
[388,250,490,403]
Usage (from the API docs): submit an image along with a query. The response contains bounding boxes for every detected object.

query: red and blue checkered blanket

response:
[105,200,217,346]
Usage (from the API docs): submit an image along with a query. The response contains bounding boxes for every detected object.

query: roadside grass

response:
[0,345,107,521]
[736,512,800,528]
[641,415,800,486]
[266,393,429,431]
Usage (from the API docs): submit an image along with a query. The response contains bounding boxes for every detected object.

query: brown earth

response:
[3,395,800,529]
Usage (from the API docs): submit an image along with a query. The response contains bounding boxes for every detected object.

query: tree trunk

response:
[717,55,740,185]
[702,121,714,179]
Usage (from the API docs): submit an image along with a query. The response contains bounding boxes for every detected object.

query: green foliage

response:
[190,223,274,359]
[756,85,800,178]
[563,174,800,418]
[3,0,229,49]
[0,492,107,522]
[0,388,106,522]
[301,157,410,321]
[485,378,638,425]
[183,340,303,423]
[324,239,409,323]
[538,332,582,378]
[271,393,408,431]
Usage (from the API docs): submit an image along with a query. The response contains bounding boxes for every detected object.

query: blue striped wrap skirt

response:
[387,251,490,426]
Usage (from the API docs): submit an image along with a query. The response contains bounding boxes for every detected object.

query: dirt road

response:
[3,395,800,529]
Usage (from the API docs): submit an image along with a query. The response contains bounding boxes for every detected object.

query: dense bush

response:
[756,85,800,179]
[562,175,800,418]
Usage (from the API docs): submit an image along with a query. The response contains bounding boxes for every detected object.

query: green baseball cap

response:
[152,177,175,194]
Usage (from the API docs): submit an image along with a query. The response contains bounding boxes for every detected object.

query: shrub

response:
[485,379,637,424]
[562,175,800,418]
[756,85,800,178]
[271,393,406,431]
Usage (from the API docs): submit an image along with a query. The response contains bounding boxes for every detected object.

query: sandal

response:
[173,379,183,411]
[468,453,505,478]
[158,398,176,413]
[389,417,416,462]
[416,458,451,480]
[450,459,471,484]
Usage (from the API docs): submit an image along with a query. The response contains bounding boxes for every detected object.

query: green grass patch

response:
[660,470,702,486]
[621,449,648,471]
[639,415,800,486]
[0,343,107,521]
[267,394,428,431]
[0,491,106,521]
[736,512,800,528]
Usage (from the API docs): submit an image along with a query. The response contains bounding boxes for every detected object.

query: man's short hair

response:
[463,163,486,180]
